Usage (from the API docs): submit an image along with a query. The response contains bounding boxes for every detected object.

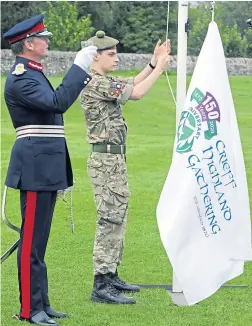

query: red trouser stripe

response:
[20,192,37,318]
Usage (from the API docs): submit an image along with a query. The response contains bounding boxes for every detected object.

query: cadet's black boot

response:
[90,274,136,304]
[110,270,140,293]
[44,306,69,319]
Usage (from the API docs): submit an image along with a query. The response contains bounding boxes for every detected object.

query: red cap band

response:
[8,23,45,44]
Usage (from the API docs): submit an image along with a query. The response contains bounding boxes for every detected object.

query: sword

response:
[57,184,75,233]
[0,239,19,264]
[1,182,75,264]
[1,186,20,264]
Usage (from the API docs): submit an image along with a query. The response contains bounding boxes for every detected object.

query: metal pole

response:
[173,0,188,293]
[176,0,188,126]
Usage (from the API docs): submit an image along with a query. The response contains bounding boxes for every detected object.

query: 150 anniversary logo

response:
[176,87,220,154]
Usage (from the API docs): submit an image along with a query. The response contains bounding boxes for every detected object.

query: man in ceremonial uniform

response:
[80,31,170,304]
[3,14,97,325]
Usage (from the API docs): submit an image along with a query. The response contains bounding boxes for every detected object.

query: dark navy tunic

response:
[4,56,91,191]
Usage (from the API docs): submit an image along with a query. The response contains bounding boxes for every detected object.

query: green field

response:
[1,73,252,326]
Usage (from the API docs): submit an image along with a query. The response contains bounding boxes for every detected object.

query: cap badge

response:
[12,63,27,76]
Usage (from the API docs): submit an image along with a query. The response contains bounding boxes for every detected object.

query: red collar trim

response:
[27,61,43,72]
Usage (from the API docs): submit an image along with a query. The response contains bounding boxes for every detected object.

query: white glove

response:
[74,45,97,71]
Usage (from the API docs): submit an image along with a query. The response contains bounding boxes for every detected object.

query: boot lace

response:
[107,281,121,296]
[113,275,127,285]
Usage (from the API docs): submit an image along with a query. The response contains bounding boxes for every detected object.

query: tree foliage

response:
[244,29,252,57]
[77,1,114,31]
[118,2,178,54]
[43,1,94,51]
[221,24,245,57]
[1,1,46,48]
[1,1,252,57]
[187,1,251,57]
[188,7,209,56]
[215,1,252,37]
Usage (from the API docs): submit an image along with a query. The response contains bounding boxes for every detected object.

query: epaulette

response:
[12,63,27,76]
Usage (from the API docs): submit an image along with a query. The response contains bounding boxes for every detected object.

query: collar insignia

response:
[27,61,43,71]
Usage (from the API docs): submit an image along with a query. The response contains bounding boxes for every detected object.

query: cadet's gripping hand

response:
[156,53,170,72]
[151,39,171,66]
[74,45,97,71]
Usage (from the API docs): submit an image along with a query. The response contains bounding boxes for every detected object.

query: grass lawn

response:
[1,72,252,326]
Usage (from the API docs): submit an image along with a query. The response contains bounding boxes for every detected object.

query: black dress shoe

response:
[44,307,69,319]
[20,311,60,325]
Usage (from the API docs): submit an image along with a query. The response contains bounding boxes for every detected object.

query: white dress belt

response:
[16,125,65,139]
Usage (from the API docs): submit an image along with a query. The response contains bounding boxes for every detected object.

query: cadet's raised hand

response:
[151,39,171,66]
[156,53,170,72]
[163,40,171,55]
[74,45,97,71]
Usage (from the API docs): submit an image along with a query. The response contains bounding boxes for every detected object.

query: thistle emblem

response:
[176,111,196,154]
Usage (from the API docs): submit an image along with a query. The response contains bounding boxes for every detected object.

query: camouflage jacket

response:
[80,70,134,145]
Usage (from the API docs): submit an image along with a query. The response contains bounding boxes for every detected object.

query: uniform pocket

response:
[107,183,130,199]
[85,107,100,122]
[87,155,103,180]
[95,183,130,225]
[87,153,119,180]
[33,141,65,186]
[89,153,130,224]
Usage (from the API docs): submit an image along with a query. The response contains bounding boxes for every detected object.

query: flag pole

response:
[138,1,248,303]
[175,0,189,127]
[172,0,189,294]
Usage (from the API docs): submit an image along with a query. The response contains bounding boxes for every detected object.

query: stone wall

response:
[1,49,252,76]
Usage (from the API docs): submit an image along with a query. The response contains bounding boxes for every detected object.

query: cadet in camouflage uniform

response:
[80,31,171,304]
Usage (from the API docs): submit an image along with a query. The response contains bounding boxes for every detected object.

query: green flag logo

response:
[176,111,196,154]
[176,88,221,154]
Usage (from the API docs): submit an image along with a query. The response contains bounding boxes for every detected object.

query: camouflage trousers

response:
[87,152,130,275]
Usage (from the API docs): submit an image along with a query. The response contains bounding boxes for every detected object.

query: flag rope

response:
[165,1,177,108]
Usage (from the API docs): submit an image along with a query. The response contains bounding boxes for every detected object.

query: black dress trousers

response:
[17,191,57,318]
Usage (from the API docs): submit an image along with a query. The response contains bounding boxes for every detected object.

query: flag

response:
[156,21,252,305]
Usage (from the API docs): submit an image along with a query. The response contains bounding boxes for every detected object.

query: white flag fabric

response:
[156,21,252,305]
